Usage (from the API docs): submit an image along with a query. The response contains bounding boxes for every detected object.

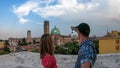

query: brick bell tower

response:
[44,21,49,34]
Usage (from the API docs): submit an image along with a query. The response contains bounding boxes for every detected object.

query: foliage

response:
[33,40,40,44]
[28,42,32,44]
[4,40,9,45]
[93,39,99,54]
[4,45,10,52]
[0,45,10,55]
[33,40,36,44]
[18,38,28,46]
[0,51,10,55]
[54,41,79,54]
[54,45,64,54]
[31,48,40,53]
[18,41,21,45]
[19,42,28,46]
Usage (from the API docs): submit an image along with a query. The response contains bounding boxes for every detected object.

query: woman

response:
[40,34,58,68]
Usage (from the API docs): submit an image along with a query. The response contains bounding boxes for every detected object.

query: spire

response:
[107,26,108,33]
[107,26,109,34]
[119,24,120,32]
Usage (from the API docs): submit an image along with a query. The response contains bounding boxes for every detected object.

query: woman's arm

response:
[44,66,50,68]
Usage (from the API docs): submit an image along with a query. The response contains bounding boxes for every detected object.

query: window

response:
[116,39,119,44]
[116,46,119,50]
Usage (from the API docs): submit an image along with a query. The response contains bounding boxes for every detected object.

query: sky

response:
[0,0,120,40]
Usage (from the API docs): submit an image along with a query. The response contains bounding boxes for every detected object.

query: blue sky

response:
[0,0,120,40]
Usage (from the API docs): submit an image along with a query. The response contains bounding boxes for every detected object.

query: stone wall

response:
[56,53,120,68]
[0,52,120,68]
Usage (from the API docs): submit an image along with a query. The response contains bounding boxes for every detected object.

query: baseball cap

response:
[75,23,90,36]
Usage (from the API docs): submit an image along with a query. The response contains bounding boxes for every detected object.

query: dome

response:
[51,26,61,35]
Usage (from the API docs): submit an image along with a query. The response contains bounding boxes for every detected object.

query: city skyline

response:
[0,0,120,40]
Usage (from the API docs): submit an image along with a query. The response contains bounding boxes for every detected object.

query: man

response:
[73,23,97,68]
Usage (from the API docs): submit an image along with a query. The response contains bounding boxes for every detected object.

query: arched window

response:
[116,46,119,50]
[116,39,119,44]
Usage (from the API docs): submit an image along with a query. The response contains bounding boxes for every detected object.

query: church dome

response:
[51,26,61,35]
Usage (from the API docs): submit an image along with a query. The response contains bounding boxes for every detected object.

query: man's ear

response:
[78,31,82,36]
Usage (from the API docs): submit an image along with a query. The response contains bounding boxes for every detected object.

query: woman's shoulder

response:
[43,54,55,60]
[42,54,55,62]
[41,54,52,66]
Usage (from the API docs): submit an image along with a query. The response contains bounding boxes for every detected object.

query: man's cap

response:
[75,23,90,36]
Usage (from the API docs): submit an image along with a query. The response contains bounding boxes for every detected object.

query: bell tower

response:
[44,21,49,34]
[27,30,32,43]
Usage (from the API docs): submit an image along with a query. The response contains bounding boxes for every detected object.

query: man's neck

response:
[79,36,89,44]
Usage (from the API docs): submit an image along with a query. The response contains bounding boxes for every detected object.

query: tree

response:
[33,40,36,44]
[19,38,28,46]
[93,40,99,54]
[64,41,79,54]
[29,42,32,44]
[4,40,9,45]
[54,41,79,54]
[18,41,21,45]
[22,38,26,43]
[4,45,10,52]
[55,45,64,54]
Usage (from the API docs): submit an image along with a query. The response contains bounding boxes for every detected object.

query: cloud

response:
[12,0,99,23]
[10,0,120,38]
[34,0,99,17]
[91,0,120,24]
[108,0,120,20]
[19,18,29,24]
[12,0,40,24]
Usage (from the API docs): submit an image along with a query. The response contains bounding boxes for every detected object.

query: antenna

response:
[118,24,120,32]
[107,25,109,34]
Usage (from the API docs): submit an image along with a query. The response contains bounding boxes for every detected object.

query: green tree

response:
[33,40,36,44]
[4,45,10,52]
[54,45,64,54]
[54,41,79,54]
[93,40,99,54]
[19,38,28,46]
[64,41,79,54]
[4,40,9,45]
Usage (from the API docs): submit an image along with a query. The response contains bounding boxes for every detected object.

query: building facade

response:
[99,30,120,54]
[105,30,120,37]
[44,21,79,46]
[99,31,120,54]
[0,40,4,49]
[8,30,40,46]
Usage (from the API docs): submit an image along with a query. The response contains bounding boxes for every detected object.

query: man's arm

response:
[81,62,91,68]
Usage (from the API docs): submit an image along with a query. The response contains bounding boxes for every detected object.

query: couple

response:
[40,23,97,68]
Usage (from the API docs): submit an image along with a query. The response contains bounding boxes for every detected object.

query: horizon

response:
[0,0,120,40]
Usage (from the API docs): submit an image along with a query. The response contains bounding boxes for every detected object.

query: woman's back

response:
[41,54,58,68]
